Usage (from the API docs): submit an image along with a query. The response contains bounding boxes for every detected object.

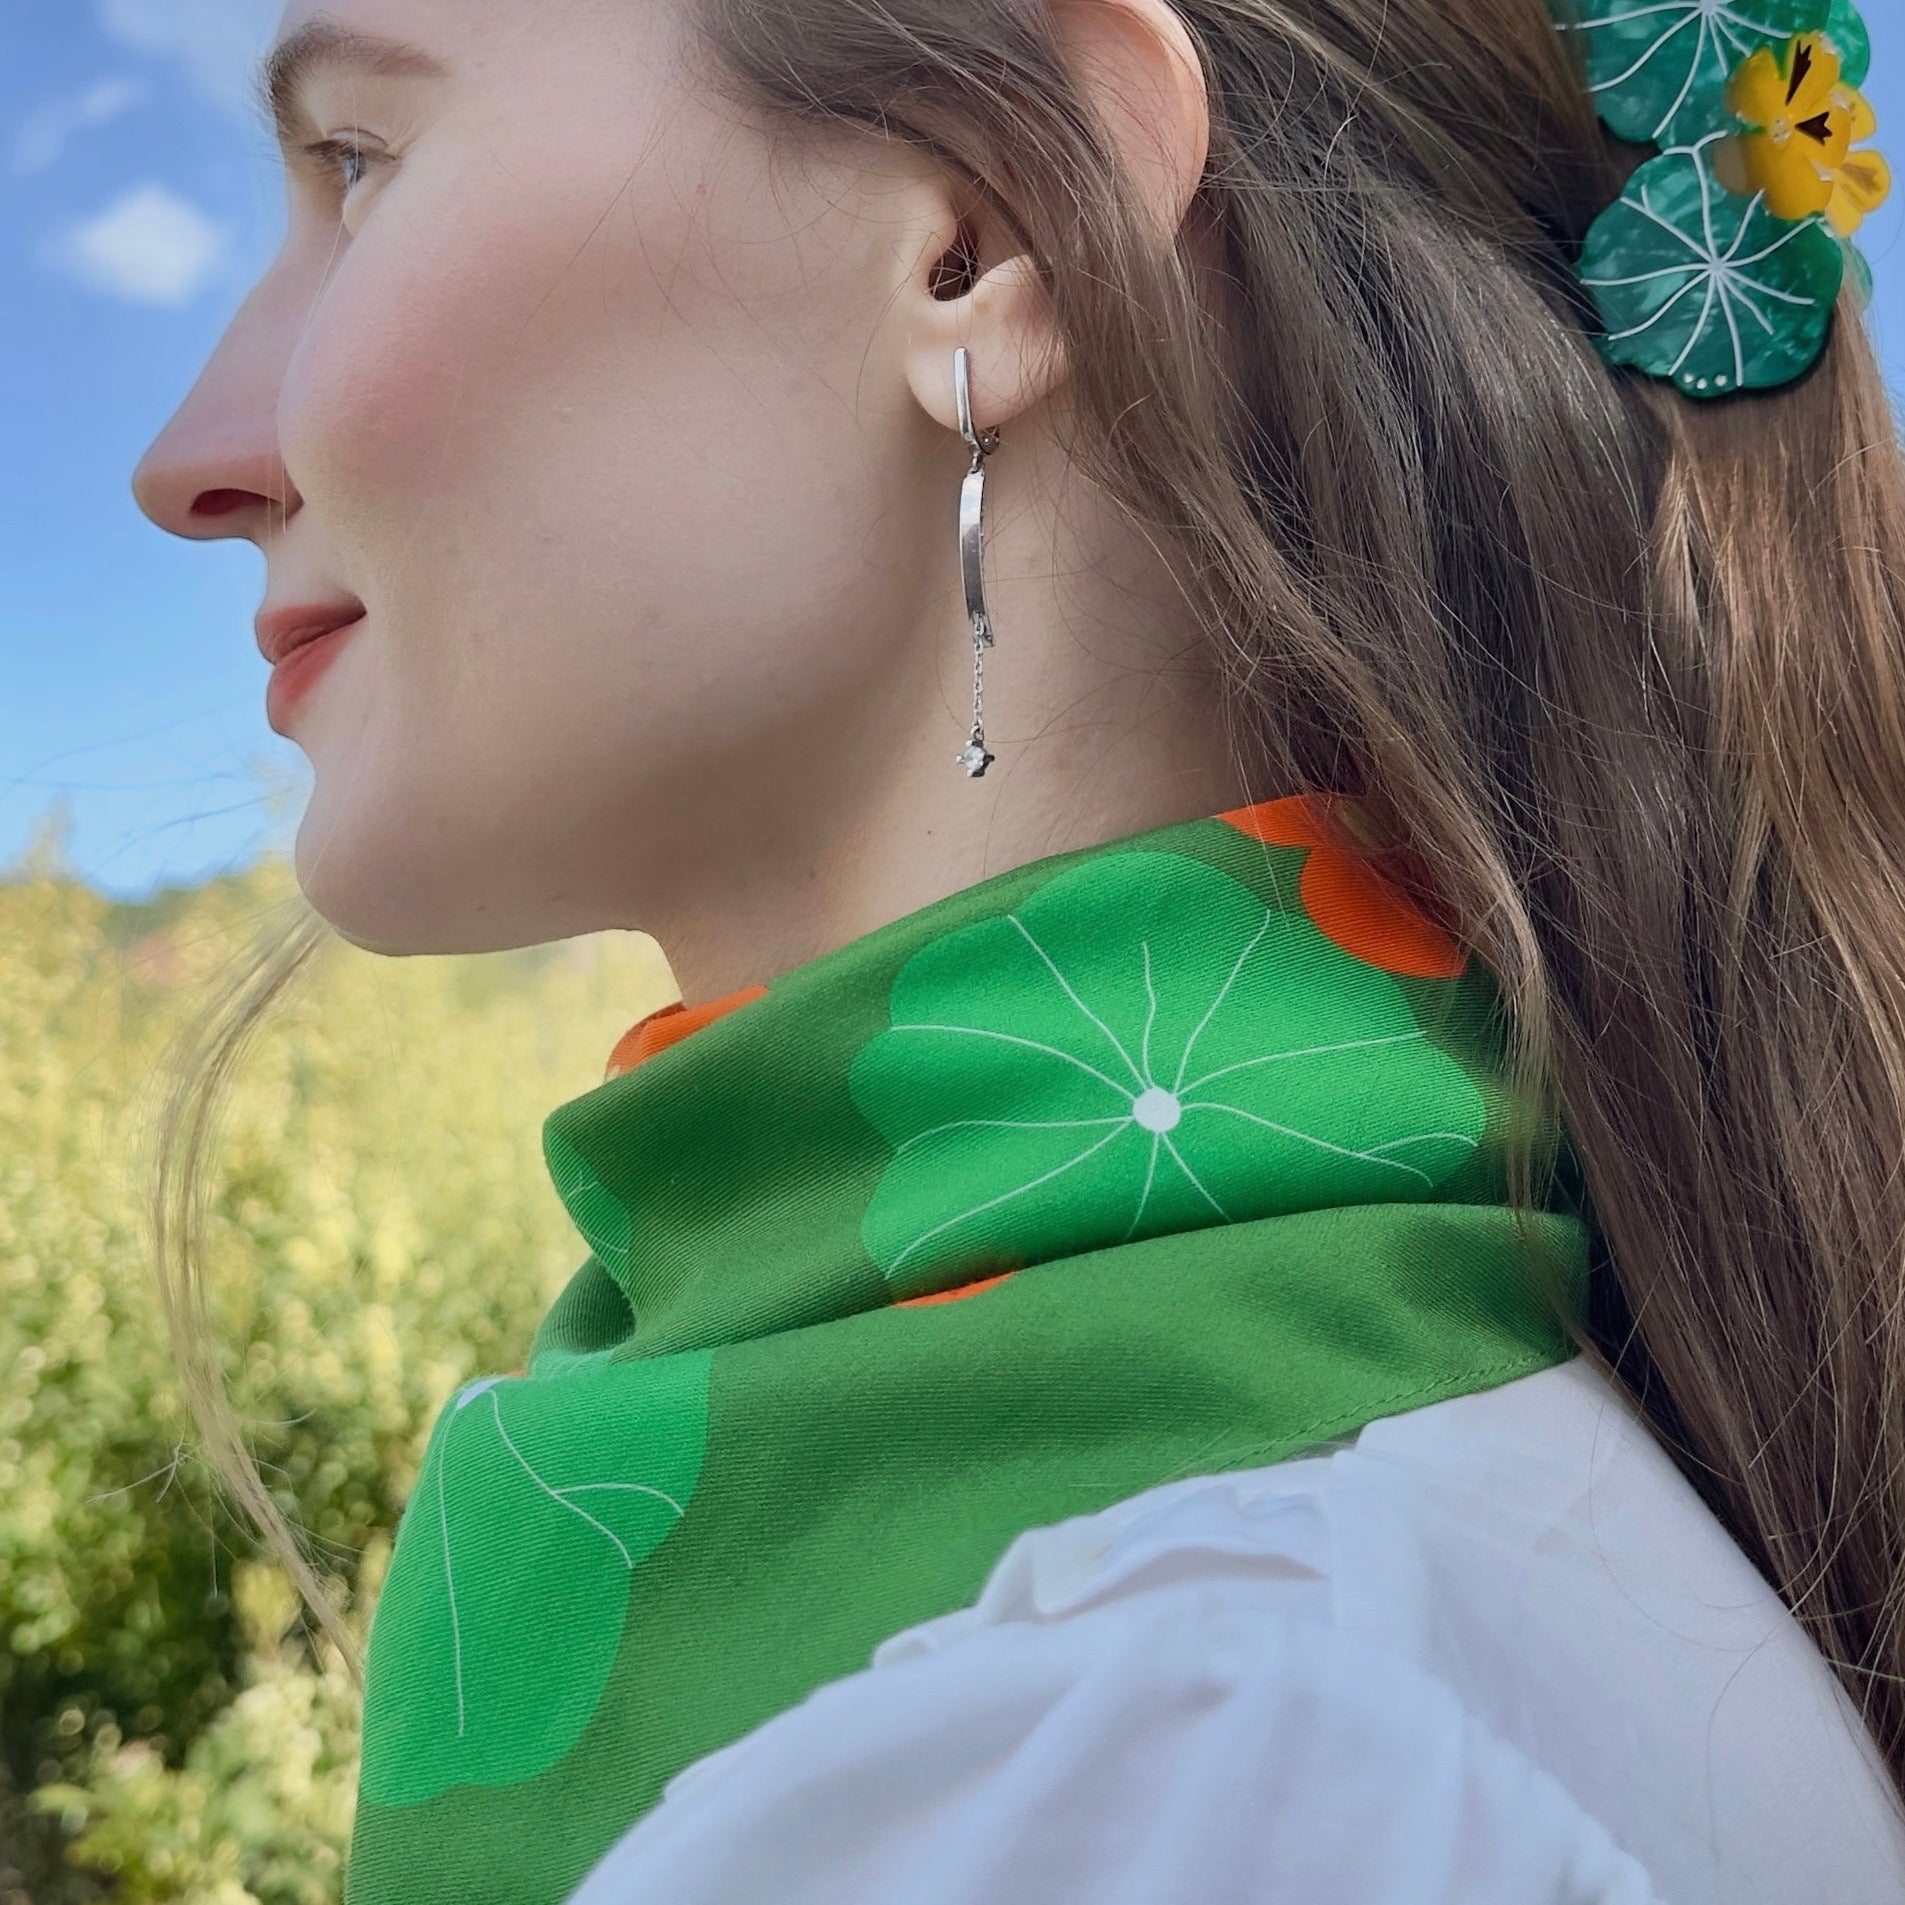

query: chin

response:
[290,785,620,957]
[291,802,487,956]
[295,851,437,957]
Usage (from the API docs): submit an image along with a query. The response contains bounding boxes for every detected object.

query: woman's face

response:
[131,0,983,956]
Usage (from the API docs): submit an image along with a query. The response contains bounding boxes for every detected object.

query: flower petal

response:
[1827,148,1891,234]
[895,1271,1018,1308]
[1219,795,1465,978]
[605,983,769,1079]
[1784,33,1844,118]
[1736,131,1836,219]
[1726,45,1791,127]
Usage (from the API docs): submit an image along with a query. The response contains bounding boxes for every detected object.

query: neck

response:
[632,437,1246,1004]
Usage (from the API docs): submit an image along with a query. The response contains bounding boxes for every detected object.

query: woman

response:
[129,0,1905,1896]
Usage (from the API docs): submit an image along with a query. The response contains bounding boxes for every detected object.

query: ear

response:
[903,0,1211,438]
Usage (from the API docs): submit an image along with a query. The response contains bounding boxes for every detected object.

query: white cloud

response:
[96,0,284,121]
[10,75,152,176]
[38,180,233,306]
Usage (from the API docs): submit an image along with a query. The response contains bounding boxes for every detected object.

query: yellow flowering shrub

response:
[0,833,673,1904]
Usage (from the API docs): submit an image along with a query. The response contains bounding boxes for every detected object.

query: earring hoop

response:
[953,345,1002,778]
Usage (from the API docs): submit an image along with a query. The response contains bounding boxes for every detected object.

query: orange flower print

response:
[1219,795,1467,979]
[604,983,769,1080]
[895,1270,1018,1308]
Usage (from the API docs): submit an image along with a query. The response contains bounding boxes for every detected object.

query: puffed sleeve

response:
[566,1561,1661,1905]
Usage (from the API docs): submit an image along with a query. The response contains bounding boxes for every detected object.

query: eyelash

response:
[300,134,382,196]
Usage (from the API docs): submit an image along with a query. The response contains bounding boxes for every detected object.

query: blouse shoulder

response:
[569,1357,1905,1905]
[570,1528,1656,1904]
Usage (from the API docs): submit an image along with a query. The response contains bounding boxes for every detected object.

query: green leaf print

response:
[849,850,1487,1297]
[360,1348,712,1807]
[544,1128,634,1280]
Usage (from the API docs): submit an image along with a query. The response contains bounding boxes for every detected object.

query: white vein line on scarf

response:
[1123,1131,1163,1243]
[1139,941,1160,1083]
[887,1120,1132,1273]
[1180,1098,1442,1186]
[885,1023,1132,1099]
[1161,1130,1230,1222]
[438,1421,467,1737]
[1173,904,1279,1094]
[1007,913,1147,1089]
[488,1390,634,1568]
[895,1115,1129,1157]
[564,1155,630,1275]
[560,1481,687,1515]
[1182,1030,1428,1096]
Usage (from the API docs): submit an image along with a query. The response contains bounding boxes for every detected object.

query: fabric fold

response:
[345,795,1595,1905]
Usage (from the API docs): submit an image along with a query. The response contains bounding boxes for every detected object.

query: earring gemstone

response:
[957,741,994,776]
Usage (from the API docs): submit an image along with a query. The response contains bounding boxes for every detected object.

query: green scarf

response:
[345,796,1591,1905]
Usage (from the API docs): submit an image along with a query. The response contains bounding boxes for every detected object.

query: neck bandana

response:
[345,796,1592,1905]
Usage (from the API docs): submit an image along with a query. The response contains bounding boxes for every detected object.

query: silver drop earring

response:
[952,344,1002,777]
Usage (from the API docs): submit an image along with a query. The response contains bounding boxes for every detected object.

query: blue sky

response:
[5,4,1904,900]
[5,0,299,897]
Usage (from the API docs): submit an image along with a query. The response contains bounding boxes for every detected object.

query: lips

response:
[256,599,367,666]
[254,593,370,738]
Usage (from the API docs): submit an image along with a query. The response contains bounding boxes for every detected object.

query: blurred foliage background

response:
[0,817,674,1902]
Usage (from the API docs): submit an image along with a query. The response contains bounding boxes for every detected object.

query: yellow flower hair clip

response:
[1721,28,1891,235]
[1552,0,1889,396]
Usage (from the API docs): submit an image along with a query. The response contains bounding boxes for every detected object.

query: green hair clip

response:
[1551,0,1890,397]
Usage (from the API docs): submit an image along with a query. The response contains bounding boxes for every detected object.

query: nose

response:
[131,271,305,544]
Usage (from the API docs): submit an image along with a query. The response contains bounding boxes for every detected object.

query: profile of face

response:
[132,0,1225,989]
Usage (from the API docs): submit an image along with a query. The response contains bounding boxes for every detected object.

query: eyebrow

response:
[253,18,450,146]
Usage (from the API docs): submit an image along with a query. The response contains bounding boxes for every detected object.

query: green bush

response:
[0,841,673,1904]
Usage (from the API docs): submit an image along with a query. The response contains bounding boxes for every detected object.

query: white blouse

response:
[568,1356,1905,1903]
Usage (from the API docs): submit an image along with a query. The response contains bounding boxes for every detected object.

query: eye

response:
[299,133,385,200]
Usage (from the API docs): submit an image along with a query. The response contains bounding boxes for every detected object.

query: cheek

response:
[285,45,922,480]
[274,85,941,947]
[277,175,568,517]
[284,108,924,686]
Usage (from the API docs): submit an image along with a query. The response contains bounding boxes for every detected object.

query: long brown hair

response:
[656,0,1905,1794]
[159,0,1905,1796]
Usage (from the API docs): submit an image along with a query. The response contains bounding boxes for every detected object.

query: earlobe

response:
[904,249,1071,440]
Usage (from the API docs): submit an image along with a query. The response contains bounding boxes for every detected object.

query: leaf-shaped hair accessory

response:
[1554,0,1826,148]
[849,850,1486,1299]
[1821,0,1872,88]
[1580,138,1845,395]
[1721,28,1891,233]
